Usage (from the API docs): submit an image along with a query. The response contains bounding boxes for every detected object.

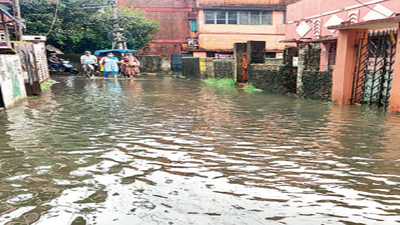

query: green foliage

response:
[40,79,57,91]
[202,78,237,87]
[20,0,159,53]
[241,83,263,93]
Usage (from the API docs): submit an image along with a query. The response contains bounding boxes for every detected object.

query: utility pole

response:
[12,0,23,41]
[111,0,125,49]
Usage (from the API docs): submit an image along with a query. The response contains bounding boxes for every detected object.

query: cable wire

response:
[45,0,60,36]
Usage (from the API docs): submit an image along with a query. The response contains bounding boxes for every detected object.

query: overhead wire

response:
[45,0,60,36]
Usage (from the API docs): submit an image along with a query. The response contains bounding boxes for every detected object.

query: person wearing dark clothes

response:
[48,53,62,71]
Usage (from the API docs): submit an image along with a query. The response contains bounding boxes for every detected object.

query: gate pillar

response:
[388,23,400,113]
[332,29,367,104]
[234,43,247,83]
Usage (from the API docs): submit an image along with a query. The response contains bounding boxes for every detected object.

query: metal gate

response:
[351,30,397,107]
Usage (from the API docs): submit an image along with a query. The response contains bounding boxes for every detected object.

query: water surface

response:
[1,75,400,225]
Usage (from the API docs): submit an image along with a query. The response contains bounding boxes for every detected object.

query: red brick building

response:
[118,0,196,56]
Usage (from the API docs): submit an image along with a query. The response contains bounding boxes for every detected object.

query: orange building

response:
[118,0,196,56]
[188,0,299,58]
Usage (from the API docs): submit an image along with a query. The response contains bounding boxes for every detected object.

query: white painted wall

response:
[0,54,27,109]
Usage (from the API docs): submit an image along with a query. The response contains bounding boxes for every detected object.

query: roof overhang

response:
[0,7,26,28]
[328,16,400,31]
[280,36,338,44]
[194,5,286,11]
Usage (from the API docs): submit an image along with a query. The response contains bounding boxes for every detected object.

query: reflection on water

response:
[1,75,400,224]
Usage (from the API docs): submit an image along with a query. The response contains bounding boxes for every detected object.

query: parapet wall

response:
[0,54,27,109]
[248,64,285,94]
[214,59,234,79]
[302,70,332,101]
[137,55,171,73]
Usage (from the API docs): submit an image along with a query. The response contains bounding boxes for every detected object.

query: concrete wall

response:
[182,57,200,79]
[214,59,234,79]
[32,42,49,83]
[302,70,332,101]
[248,64,285,94]
[182,57,214,79]
[0,54,27,109]
[136,55,171,73]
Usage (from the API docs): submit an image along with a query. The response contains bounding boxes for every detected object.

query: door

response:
[351,30,397,108]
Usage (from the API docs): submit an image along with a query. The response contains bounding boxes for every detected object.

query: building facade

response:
[189,0,297,58]
[284,0,400,112]
[119,0,298,57]
[284,0,400,70]
[118,0,196,56]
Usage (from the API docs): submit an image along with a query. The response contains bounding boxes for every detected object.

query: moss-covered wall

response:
[182,57,200,79]
[214,59,234,79]
[302,70,332,101]
[136,56,170,73]
[282,47,298,93]
[248,64,285,94]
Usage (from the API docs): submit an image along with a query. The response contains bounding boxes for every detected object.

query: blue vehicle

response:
[94,49,140,77]
[49,60,79,75]
[94,49,140,57]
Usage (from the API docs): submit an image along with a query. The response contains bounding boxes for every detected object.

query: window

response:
[190,20,198,32]
[282,11,286,24]
[250,11,260,25]
[239,11,249,25]
[205,10,215,24]
[262,11,273,25]
[204,10,273,25]
[216,11,226,24]
[228,11,237,24]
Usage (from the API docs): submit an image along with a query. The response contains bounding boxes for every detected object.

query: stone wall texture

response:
[182,57,200,79]
[214,59,234,79]
[283,46,299,93]
[248,64,285,94]
[302,70,332,101]
[137,56,170,73]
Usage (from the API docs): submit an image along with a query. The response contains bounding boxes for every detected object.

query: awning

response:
[46,44,64,54]
[328,16,400,31]
[0,7,26,29]
[280,36,337,44]
[94,49,140,56]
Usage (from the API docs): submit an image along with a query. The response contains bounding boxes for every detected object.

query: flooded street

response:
[1,75,400,225]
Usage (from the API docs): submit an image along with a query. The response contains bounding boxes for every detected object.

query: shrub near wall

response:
[248,64,285,94]
[302,70,332,101]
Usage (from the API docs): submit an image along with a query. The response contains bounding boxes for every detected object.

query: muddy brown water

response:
[1,75,400,225]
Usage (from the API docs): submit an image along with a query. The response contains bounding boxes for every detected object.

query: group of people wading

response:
[80,51,141,79]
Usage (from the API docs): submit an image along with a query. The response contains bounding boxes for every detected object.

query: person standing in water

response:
[99,52,119,78]
[121,53,140,79]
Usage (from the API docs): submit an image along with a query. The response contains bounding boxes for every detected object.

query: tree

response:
[20,0,159,53]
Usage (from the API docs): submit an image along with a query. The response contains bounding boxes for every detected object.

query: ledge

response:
[328,16,400,30]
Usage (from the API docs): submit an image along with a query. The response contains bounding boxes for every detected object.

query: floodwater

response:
[1,75,400,225]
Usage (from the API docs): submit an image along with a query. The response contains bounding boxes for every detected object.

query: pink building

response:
[285,0,400,70]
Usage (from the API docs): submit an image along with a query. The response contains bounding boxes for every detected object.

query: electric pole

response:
[111,0,125,49]
[12,0,23,41]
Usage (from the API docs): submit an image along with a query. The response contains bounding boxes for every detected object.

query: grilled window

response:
[204,10,273,25]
